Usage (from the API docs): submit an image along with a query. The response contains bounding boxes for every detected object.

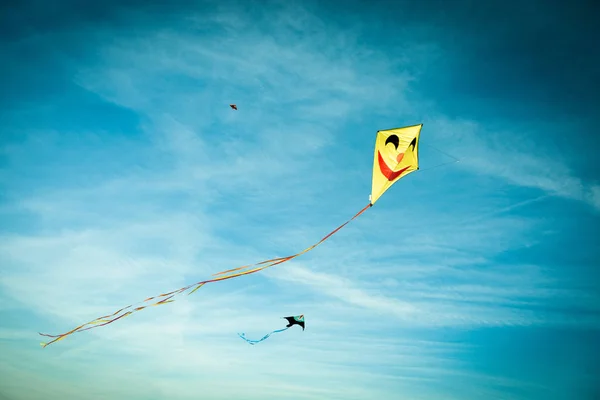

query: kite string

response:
[418,160,459,172]
[418,143,460,173]
[421,142,460,162]
[39,203,372,348]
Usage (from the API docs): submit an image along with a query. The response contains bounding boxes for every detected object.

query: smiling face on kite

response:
[370,124,422,205]
[378,135,417,181]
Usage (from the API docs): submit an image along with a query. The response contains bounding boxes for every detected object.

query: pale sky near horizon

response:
[1,1,599,399]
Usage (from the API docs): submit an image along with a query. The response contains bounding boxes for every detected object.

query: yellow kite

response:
[370,124,421,205]
[39,123,423,347]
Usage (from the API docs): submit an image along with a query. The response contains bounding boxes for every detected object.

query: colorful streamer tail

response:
[39,203,371,347]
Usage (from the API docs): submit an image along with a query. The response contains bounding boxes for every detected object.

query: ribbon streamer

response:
[39,204,371,347]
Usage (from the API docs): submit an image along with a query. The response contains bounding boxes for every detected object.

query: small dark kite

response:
[238,315,305,345]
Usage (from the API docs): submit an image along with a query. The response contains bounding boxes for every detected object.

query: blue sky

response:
[1,0,599,399]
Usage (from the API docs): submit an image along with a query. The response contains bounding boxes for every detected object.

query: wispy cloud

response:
[1,1,598,400]
[421,116,600,211]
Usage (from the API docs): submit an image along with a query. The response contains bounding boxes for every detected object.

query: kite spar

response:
[39,124,422,347]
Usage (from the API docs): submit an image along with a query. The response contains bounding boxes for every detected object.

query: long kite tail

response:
[237,327,290,345]
[39,203,372,347]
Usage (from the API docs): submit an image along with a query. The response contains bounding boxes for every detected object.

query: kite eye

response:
[408,137,417,150]
[385,135,400,150]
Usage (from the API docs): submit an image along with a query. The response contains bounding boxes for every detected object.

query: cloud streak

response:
[1,1,598,400]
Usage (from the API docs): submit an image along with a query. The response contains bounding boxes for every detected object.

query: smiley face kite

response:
[370,124,422,205]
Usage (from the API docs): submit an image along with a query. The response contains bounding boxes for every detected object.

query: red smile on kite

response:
[377,135,416,181]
